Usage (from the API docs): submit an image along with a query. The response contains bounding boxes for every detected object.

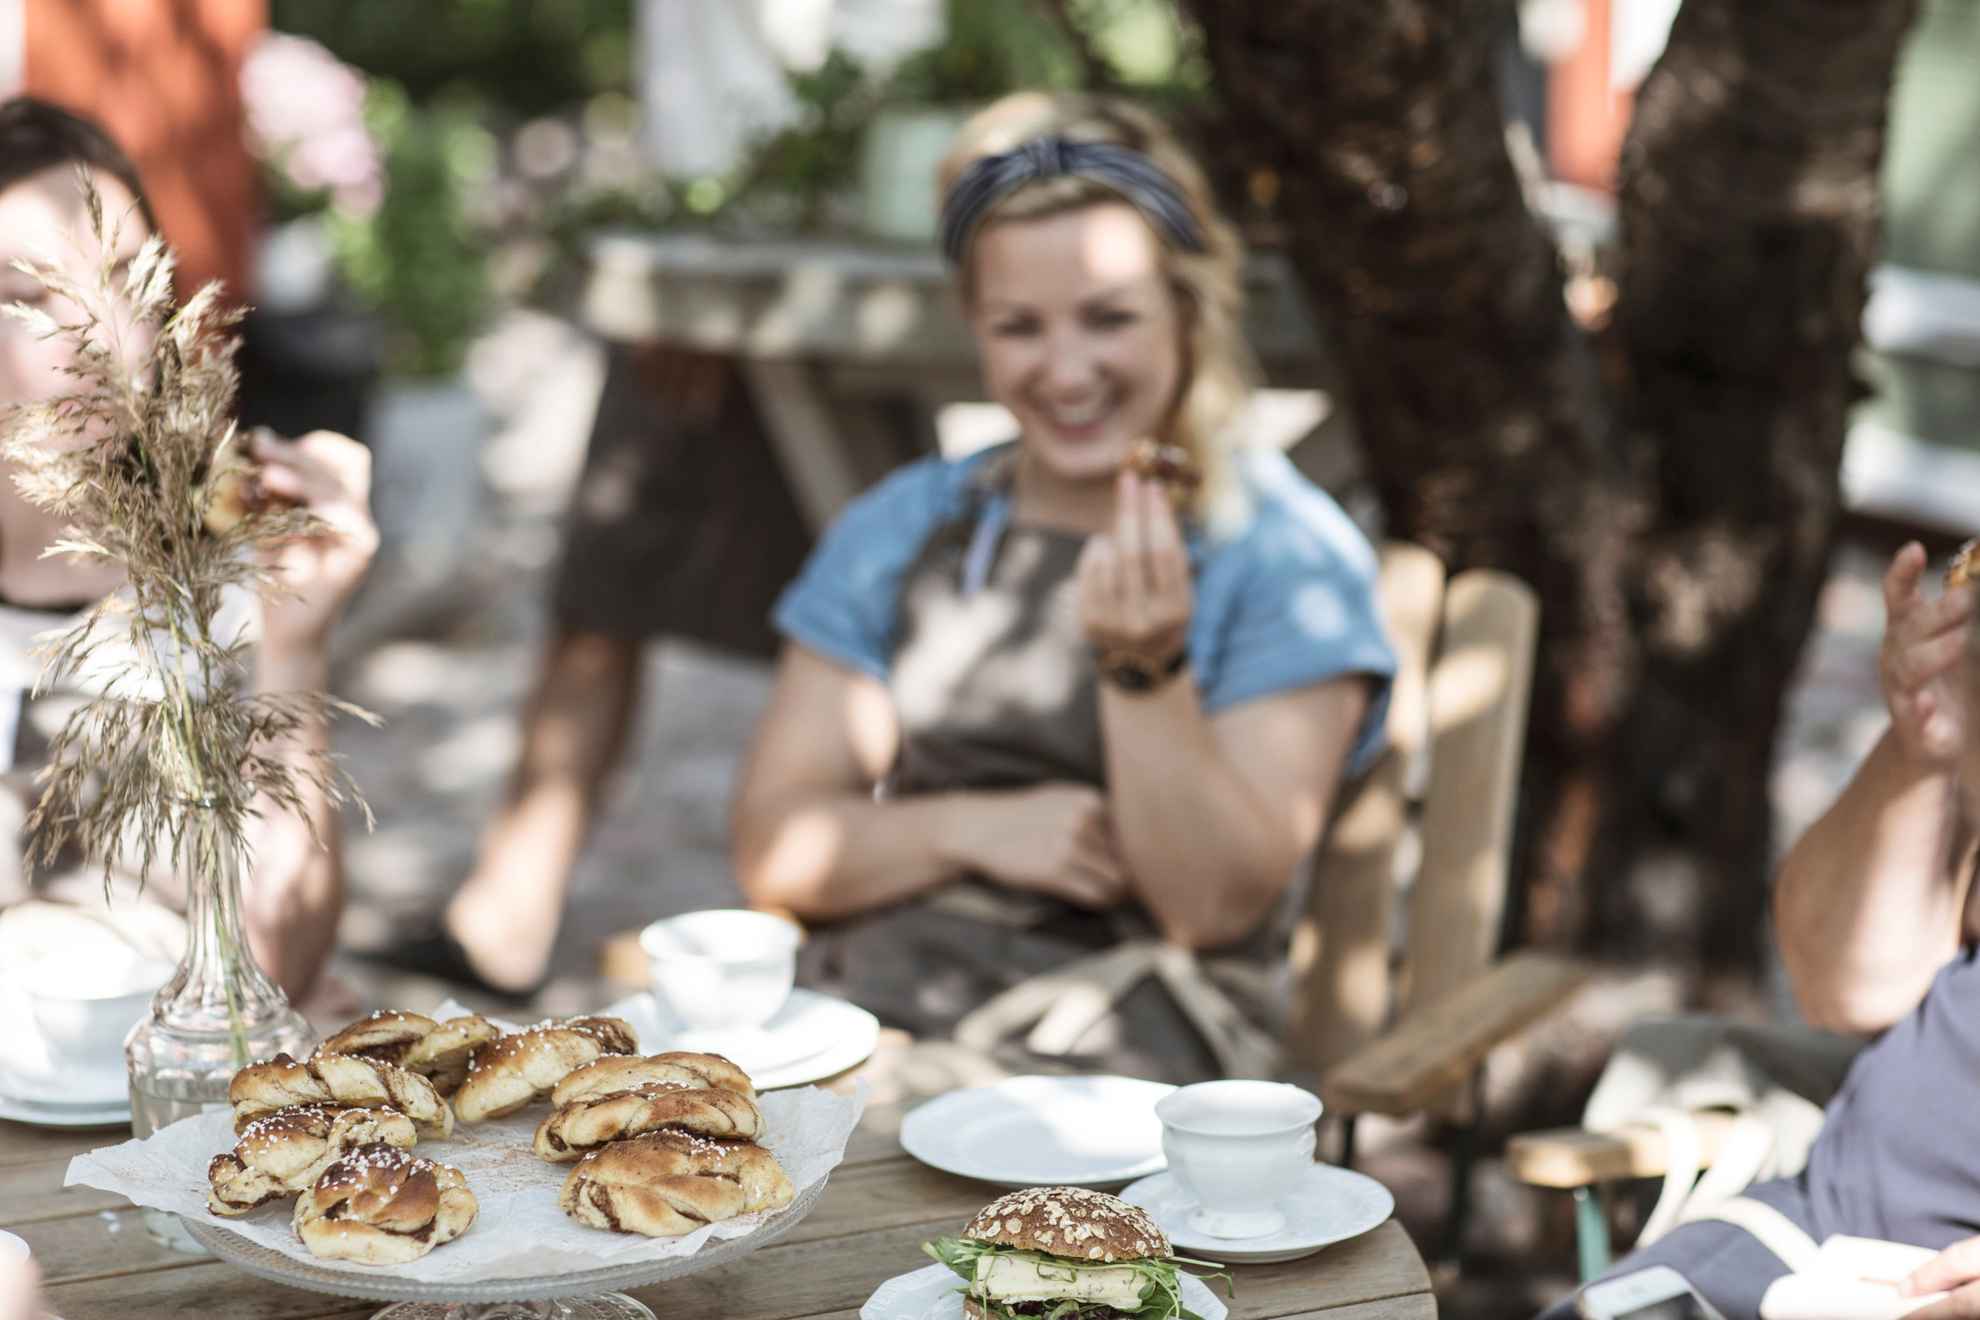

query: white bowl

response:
[638,909,802,1031]
[0,1229,25,1262]
[0,951,172,1099]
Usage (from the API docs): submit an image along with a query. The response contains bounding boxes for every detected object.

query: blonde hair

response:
[938,93,1255,522]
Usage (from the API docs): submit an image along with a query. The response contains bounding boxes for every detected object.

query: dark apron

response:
[796,473,1297,1084]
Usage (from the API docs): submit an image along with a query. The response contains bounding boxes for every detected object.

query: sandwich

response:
[923,1187,1229,1320]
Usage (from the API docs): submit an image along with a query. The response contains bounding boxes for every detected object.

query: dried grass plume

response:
[0,172,374,888]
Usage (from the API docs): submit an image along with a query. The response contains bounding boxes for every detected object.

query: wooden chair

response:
[1286,541,1590,1256]
[1506,1112,1741,1281]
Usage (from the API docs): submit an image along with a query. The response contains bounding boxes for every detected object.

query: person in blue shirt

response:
[729,92,1396,1082]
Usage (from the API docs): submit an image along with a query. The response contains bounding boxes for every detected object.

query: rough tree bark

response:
[1184,0,1918,972]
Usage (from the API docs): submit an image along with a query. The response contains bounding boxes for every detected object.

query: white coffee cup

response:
[0,1229,24,1262]
[0,950,172,1102]
[1155,1079,1323,1239]
[639,909,801,1031]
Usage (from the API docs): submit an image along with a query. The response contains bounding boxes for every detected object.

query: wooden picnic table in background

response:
[1,1063,1436,1320]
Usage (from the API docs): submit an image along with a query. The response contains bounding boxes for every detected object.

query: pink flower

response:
[240,33,383,218]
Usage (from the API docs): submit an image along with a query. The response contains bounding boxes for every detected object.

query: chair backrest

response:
[1285,542,1539,1084]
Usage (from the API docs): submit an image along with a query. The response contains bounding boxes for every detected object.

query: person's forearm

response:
[243,643,343,1001]
[734,790,988,921]
[1100,678,1300,949]
[1775,726,1967,1033]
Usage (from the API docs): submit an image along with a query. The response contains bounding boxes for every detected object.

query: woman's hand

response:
[253,429,379,657]
[953,783,1128,910]
[1900,1235,1980,1314]
[1880,541,1974,772]
[1079,470,1191,665]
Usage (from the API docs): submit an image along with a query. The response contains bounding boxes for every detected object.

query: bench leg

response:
[1433,1068,1488,1264]
[1573,1186,1612,1282]
[1339,1115,1359,1170]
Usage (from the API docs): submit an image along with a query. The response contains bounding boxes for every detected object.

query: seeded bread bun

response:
[961,1186,1170,1262]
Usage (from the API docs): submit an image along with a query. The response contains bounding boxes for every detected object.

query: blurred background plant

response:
[242,30,495,380]
[253,0,1213,298]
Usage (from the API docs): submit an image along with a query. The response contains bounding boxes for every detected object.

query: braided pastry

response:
[1950,539,1979,589]
[292,1143,478,1265]
[230,1052,454,1139]
[550,1051,754,1108]
[317,1010,499,1096]
[207,1105,416,1217]
[559,1131,795,1237]
[535,1083,764,1162]
[451,1015,638,1123]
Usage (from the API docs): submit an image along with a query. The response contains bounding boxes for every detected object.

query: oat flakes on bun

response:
[922,1187,1229,1320]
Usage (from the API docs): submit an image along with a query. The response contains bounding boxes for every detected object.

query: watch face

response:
[1105,658,1157,691]
[1098,650,1177,692]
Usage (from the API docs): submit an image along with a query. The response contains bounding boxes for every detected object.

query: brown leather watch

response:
[1094,645,1189,694]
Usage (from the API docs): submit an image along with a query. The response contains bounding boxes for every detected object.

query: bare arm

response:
[243,645,344,1000]
[1775,543,1974,1035]
[1101,674,1367,949]
[732,645,1129,921]
[1077,468,1372,948]
[239,430,377,1002]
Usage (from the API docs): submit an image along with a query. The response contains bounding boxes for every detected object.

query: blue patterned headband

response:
[939,135,1207,265]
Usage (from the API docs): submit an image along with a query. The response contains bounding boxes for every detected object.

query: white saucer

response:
[899,1075,1175,1187]
[0,1089,131,1130]
[1119,1165,1395,1264]
[607,988,882,1090]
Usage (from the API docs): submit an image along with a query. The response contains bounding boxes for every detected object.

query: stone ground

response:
[317,308,1904,1318]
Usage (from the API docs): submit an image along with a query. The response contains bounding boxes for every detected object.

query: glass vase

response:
[126,810,315,1253]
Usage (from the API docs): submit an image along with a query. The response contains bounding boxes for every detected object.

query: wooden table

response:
[563,231,1350,536]
[1,1098,1435,1320]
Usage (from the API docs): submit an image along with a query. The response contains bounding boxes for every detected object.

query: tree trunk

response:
[1187,0,1916,970]
[1597,0,1918,965]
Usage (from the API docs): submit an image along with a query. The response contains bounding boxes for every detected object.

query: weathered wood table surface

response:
[1,1093,1435,1320]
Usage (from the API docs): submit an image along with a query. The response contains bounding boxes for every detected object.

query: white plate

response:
[0,1090,130,1130]
[899,1075,1175,1188]
[608,988,882,1090]
[1119,1165,1395,1264]
[862,1262,1227,1320]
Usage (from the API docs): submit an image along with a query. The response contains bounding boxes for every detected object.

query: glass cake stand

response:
[184,1173,827,1320]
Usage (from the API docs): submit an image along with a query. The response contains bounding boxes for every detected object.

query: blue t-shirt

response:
[772,443,1398,774]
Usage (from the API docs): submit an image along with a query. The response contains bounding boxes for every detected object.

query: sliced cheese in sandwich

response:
[973,1254,1148,1308]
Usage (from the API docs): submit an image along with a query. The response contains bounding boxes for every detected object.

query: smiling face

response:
[0,166,153,408]
[966,200,1187,499]
[0,166,153,598]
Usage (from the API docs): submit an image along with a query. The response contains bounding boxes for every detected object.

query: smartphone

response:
[1577,1265,1728,1320]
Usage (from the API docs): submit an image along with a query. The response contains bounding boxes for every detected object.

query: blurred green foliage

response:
[329,85,496,377]
[273,0,1212,255]
[270,0,634,117]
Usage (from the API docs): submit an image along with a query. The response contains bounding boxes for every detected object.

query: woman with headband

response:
[730,93,1395,1081]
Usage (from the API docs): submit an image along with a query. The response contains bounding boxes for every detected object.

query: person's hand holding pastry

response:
[1881,541,1975,771]
[1080,460,1193,696]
